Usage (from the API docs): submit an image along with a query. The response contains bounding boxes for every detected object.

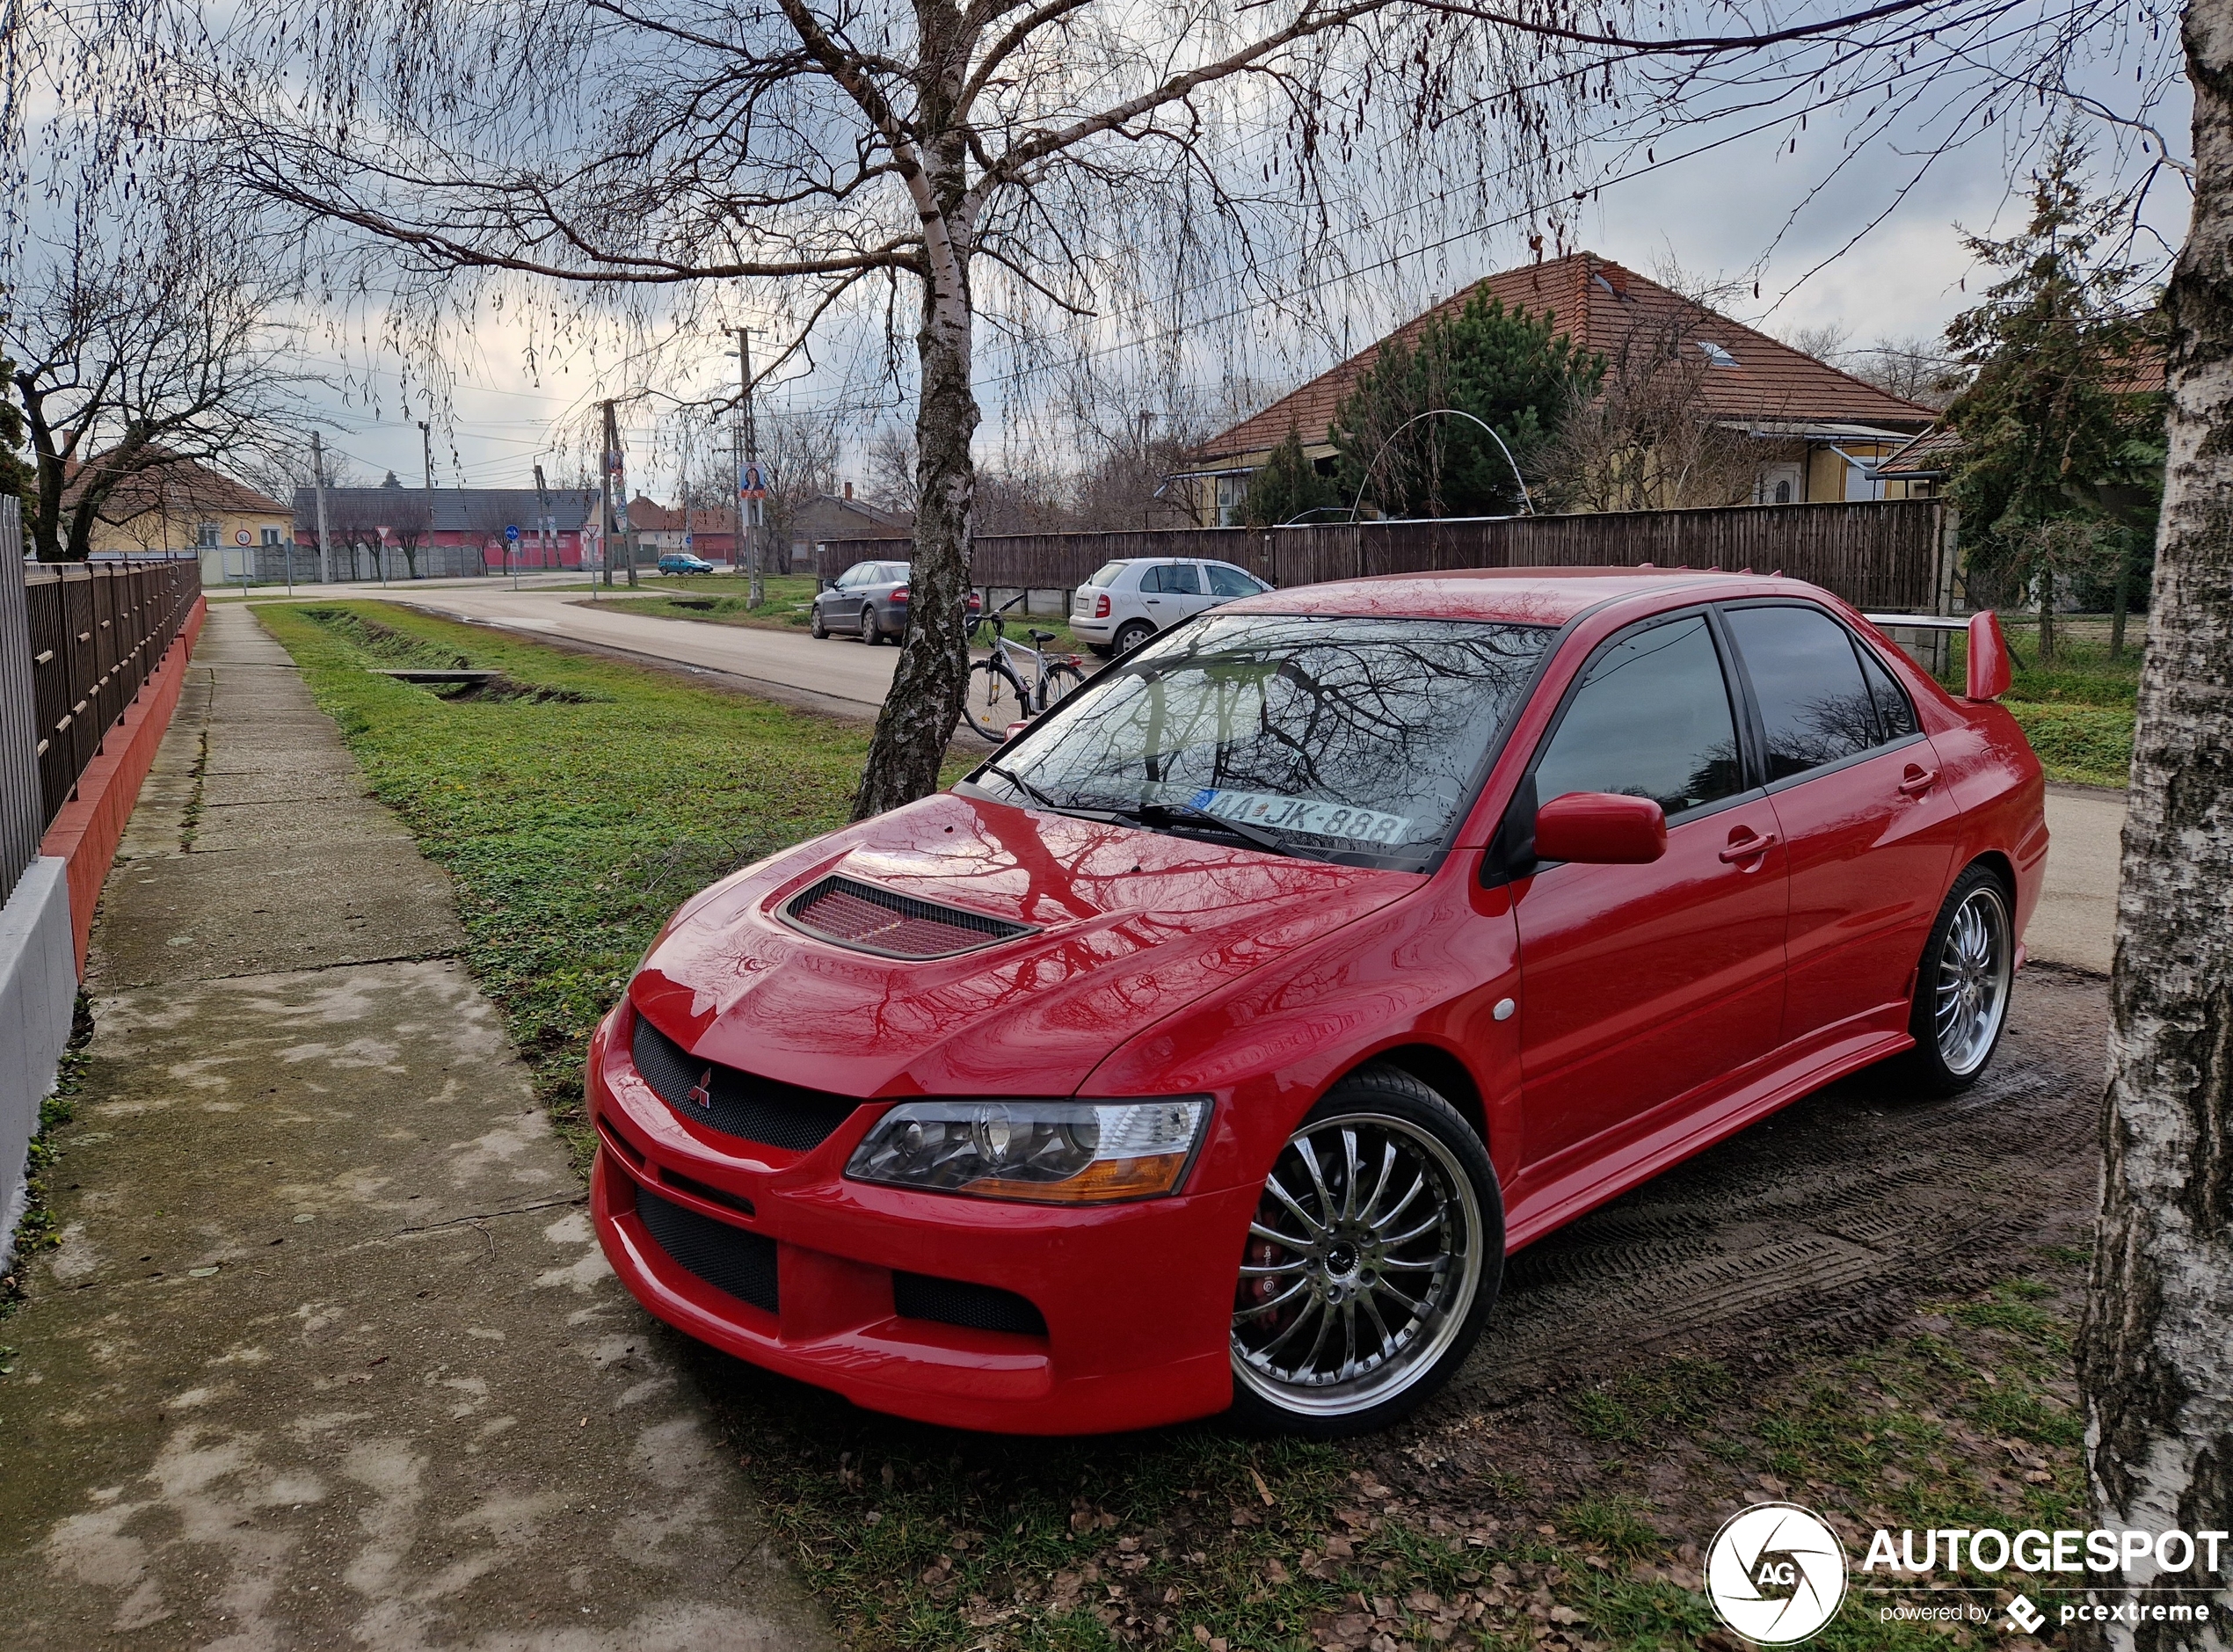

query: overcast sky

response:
[302,26,2193,506]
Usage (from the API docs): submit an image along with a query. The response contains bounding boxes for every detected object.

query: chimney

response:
[844,480,854,499]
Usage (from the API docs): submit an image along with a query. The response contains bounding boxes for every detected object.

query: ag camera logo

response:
[1707,1502,1849,1644]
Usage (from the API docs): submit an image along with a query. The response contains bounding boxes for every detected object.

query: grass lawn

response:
[256,600,973,1161]
[1937,615,2138,790]
[258,600,2092,1652]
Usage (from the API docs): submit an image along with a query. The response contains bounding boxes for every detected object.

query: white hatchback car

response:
[1069,557,1274,655]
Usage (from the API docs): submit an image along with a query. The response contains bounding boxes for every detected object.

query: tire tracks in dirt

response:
[1449,965,2103,1411]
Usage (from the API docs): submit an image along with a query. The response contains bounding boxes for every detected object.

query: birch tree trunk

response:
[2078,4,2233,1643]
[852,149,977,818]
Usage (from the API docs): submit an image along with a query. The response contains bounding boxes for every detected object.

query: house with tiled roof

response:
[68,449,293,581]
[1186,251,1938,522]
[1875,343,2168,499]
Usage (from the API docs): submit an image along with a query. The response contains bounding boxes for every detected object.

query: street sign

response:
[374,525,390,539]
[682,533,693,550]
[505,524,520,543]
[738,462,769,500]
[234,528,251,547]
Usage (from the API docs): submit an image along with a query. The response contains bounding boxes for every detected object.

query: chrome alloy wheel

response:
[1935,883,2012,1076]
[1232,1112,1484,1417]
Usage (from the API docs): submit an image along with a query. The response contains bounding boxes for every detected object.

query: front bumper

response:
[586,1002,1248,1434]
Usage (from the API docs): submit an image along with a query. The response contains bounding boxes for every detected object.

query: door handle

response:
[1898,766,1941,797]
[1719,831,1780,864]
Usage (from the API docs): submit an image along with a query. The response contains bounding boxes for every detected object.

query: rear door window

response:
[1722,605,1883,780]
[1855,642,1918,739]
[1531,614,1746,819]
[1144,562,1204,596]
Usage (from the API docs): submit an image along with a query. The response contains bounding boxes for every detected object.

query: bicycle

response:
[960,592,1086,740]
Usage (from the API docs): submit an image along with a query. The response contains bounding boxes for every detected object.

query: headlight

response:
[844,1097,1210,1204]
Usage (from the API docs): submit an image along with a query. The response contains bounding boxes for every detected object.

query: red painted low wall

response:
[38,597,207,974]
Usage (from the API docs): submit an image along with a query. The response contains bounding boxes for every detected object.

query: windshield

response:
[968,614,1553,868]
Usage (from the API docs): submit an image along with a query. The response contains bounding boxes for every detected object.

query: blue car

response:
[658,552,716,575]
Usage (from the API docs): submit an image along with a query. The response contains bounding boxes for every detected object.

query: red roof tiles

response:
[1196,252,1937,463]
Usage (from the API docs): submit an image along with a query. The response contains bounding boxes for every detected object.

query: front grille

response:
[630,1014,860,1153]
[782,875,1031,959]
[894,1271,1048,1337]
[635,1186,780,1316]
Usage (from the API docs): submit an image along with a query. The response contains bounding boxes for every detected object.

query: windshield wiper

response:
[980,761,1070,813]
[1116,800,1304,858]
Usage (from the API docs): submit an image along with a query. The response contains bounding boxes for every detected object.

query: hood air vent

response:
[782,875,1032,960]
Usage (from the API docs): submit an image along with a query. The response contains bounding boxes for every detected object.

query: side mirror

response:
[1966,611,2012,701]
[1533,791,1668,865]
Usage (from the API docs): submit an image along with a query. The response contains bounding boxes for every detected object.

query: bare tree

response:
[1534,269,1767,512]
[1777,320,1852,363]
[1848,336,1968,408]
[2080,4,2233,1639]
[123,0,2104,813]
[759,408,846,572]
[4,182,308,562]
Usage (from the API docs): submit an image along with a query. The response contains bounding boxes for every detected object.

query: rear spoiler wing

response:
[1860,612,2012,702]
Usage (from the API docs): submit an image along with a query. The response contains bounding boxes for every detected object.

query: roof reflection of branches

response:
[998,618,1552,862]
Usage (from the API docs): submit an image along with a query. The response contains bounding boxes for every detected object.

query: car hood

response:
[630,790,1418,1100]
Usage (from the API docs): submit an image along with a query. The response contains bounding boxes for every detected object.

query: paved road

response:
[359,583,903,719]
[2036,784,2124,974]
[244,582,2129,972]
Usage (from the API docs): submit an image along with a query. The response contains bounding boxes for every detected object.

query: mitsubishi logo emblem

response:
[687,1067,714,1111]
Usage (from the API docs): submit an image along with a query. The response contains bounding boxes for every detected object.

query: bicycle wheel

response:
[960,659,1029,740]
[1037,661,1085,712]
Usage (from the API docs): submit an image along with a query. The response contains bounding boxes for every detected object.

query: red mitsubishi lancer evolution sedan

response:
[588,569,2046,1437]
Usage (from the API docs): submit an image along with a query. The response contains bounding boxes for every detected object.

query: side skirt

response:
[1502,1025,1915,1254]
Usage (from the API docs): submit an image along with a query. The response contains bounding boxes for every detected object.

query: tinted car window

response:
[837,563,869,587]
[972,615,1553,868]
[1856,640,1918,739]
[1144,562,1204,595]
[1088,561,1128,587]
[1533,615,1744,818]
[1206,563,1262,599]
[1723,605,1881,780]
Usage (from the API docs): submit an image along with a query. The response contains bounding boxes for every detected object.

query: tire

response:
[960,658,1029,741]
[1113,619,1153,655]
[810,607,828,639]
[1087,643,1113,659]
[859,607,884,644]
[1037,661,1084,712]
[1902,865,2016,1096]
[1227,1065,1503,1438]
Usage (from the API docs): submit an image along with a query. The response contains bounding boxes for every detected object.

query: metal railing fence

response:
[1,521,202,899]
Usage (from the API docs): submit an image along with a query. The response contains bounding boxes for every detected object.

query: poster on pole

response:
[738,462,769,500]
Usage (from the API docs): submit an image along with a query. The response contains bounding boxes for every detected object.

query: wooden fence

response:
[2,533,202,894]
[819,498,1949,616]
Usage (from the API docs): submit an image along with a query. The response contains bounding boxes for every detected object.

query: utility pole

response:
[599,401,619,591]
[311,430,332,586]
[731,327,763,608]
[533,462,551,571]
[418,419,434,581]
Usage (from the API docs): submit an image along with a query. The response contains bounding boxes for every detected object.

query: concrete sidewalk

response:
[0,606,829,1650]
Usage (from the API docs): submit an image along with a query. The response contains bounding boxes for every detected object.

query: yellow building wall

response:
[85,505,293,582]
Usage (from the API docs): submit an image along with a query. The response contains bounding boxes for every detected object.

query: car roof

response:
[1213,566,1830,628]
